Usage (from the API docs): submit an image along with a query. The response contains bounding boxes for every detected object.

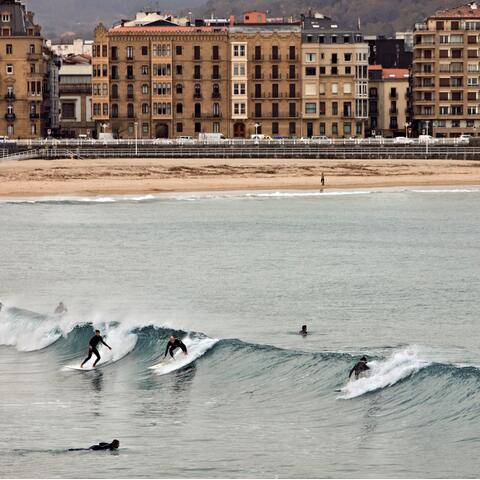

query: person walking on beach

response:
[321,172,325,186]
[164,336,188,359]
[80,330,112,368]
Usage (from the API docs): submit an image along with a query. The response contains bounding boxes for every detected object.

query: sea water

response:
[1,187,480,478]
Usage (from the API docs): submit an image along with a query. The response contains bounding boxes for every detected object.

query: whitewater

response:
[1,187,480,478]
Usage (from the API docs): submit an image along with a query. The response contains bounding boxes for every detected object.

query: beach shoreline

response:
[0,157,479,198]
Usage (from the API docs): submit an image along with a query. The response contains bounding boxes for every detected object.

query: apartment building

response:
[229,23,301,137]
[413,1,480,137]
[0,0,56,138]
[59,61,94,137]
[369,65,411,137]
[301,15,369,138]
[92,22,230,139]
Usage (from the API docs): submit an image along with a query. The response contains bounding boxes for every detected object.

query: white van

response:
[198,133,226,142]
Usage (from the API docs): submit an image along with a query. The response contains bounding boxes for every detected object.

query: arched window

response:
[112,103,118,118]
[127,103,134,118]
[194,83,201,98]
[111,83,118,99]
[176,83,183,94]
[212,83,220,97]
[127,84,134,99]
[176,103,183,114]
[194,103,201,117]
[142,103,149,114]
[213,102,220,117]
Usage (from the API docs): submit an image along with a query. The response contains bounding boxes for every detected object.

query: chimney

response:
[229,15,235,26]
[471,2,478,9]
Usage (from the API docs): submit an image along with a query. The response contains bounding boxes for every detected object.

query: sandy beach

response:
[0,157,479,197]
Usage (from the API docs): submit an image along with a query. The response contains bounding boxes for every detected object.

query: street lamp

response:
[134,121,138,155]
[405,122,411,138]
[254,123,260,135]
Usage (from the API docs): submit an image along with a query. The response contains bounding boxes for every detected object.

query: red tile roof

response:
[432,2,480,19]
[382,68,409,79]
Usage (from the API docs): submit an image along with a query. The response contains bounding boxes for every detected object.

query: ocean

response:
[1,187,480,478]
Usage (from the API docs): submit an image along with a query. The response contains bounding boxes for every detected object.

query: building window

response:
[141,65,149,75]
[320,123,326,135]
[305,67,316,76]
[289,103,296,117]
[142,84,149,94]
[141,46,148,55]
[212,83,220,98]
[126,46,134,60]
[194,45,201,60]
[255,103,262,118]
[153,44,171,57]
[111,104,118,118]
[176,122,183,133]
[62,102,76,119]
[194,103,201,118]
[332,123,338,135]
[305,53,316,62]
[194,83,201,98]
[176,84,183,94]
[142,123,149,134]
[272,122,279,134]
[176,46,182,55]
[6,43,11,54]
[127,103,135,118]
[176,103,183,114]
[212,45,219,60]
[213,122,220,133]
[234,102,246,115]
[289,122,296,135]
[213,102,220,117]
[233,44,246,57]
[176,65,182,75]
[142,103,149,114]
[195,122,201,133]
[305,103,317,114]
[2,14,10,22]
[6,64,13,74]
[233,63,246,76]
[272,103,279,117]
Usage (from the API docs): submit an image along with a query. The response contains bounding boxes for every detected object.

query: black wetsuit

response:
[165,338,187,358]
[89,442,117,451]
[349,360,370,379]
[82,335,110,366]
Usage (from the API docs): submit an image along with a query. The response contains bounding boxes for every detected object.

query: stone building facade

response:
[0,0,57,138]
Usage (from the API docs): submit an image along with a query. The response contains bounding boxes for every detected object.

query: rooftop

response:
[431,1,480,19]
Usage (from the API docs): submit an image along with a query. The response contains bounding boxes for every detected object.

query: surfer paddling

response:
[164,336,188,359]
[348,356,370,380]
[54,302,67,315]
[80,330,112,368]
[299,325,308,336]
[69,439,120,452]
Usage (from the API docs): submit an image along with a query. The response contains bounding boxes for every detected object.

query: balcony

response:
[211,74,221,80]
[269,54,281,61]
[287,74,299,80]
[252,54,264,61]
[193,56,202,61]
[193,74,202,80]
[5,113,16,121]
[29,113,40,119]
[27,52,41,61]
[211,92,221,99]
[389,108,398,115]
[287,54,296,61]
[4,94,15,101]
[389,92,398,99]
[269,74,281,80]
[251,74,265,80]
[126,75,135,80]
[193,93,203,99]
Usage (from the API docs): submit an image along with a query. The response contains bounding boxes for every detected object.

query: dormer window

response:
[2,14,10,23]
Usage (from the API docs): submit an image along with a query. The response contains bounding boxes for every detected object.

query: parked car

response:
[175,136,194,144]
[198,133,226,142]
[250,134,272,141]
[394,136,414,144]
[418,134,437,144]
[458,134,471,144]
[311,135,333,145]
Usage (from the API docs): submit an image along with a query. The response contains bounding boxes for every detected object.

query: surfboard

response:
[63,364,103,372]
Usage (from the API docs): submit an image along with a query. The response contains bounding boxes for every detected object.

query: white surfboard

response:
[63,365,98,372]
[149,336,217,376]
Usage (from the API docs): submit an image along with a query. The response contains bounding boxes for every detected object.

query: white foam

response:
[338,346,430,399]
[149,335,218,375]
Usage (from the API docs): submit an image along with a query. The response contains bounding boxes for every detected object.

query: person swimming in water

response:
[54,302,67,315]
[69,439,120,452]
[164,336,188,359]
[80,330,112,368]
[348,356,370,380]
[89,439,120,451]
[299,325,308,335]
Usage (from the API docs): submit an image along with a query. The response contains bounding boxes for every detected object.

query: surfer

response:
[299,325,308,336]
[68,439,120,452]
[164,336,188,359]
[54,302,67,315]
[80,330,112,368]
[348,356,370,380]
[90,439,120,451]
